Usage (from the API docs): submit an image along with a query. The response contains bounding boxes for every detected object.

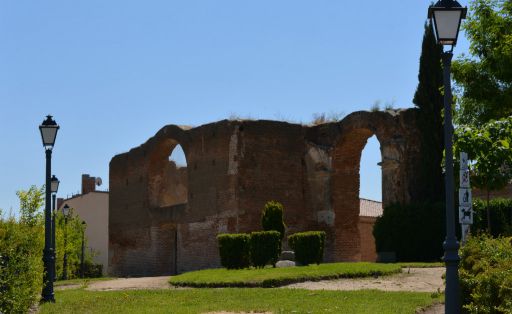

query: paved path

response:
[86,276,172,291]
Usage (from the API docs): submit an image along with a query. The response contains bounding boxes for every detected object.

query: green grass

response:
[169,262,402,288]
[54,277,114,287]
[40,288,442,314]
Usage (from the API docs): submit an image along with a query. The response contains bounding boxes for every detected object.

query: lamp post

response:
[39,115,59,303]
[62,204,71,280]
[80,221,87,278]
[50,175,59,282]
[428,1,467,313]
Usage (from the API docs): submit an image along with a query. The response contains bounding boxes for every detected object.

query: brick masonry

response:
[109,109,423,276]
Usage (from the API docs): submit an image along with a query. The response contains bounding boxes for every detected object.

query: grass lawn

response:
[169,262,402,288]
[40,288,442,314]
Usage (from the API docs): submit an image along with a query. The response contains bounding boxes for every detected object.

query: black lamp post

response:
[428,1,467,313]
[80,221,87,278]
[50,175,59,282]
[39,115,59,303]
[62,204,71,280]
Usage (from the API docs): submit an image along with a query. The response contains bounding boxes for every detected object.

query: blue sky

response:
[0,1,470,214]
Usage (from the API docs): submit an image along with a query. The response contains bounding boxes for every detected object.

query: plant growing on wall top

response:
[261,201,286,241]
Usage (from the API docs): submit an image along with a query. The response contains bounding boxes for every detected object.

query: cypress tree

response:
[413,22,444,202]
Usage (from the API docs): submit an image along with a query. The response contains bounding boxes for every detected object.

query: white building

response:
[58,174,108,275]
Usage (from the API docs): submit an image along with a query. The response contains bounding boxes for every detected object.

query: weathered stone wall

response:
[109,109,422,276]
[358,216,378,262]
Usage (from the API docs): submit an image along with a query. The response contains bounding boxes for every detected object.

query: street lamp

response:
[428,1,467,313]
[50,175,59,282]
[80,221,87,278]
[39,115,59,303]
[62,204,71,280]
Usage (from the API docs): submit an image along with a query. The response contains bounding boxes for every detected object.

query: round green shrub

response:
[217,233,251,269]
[250,231,281,268]
[459,234,512,312]
[288,231,326,265]
[261,201,286,241]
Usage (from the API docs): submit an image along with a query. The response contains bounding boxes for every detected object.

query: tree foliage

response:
[16,185,44,227]
[261,201,286,241]
[413,21,445,202]
[452,0,512,125]
[54,207,92,279]
[454,117,512,232]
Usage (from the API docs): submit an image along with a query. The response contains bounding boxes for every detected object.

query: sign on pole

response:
[459,152,473,243]
[460,169,470,188]
[460,152,469,170]
[459,205,473,224]
[459,188,472,206]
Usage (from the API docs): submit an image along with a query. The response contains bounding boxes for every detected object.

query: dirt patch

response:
[282,268,445,293]
[57,267,444,294]
[85,276,172,291]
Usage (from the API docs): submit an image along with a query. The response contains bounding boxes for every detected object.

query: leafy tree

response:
[16,185,44,227]
[54,207,93,279]
[454,117,512,232]
[413,21,445,202]
[261,201,286,241]
[452,0,512,125]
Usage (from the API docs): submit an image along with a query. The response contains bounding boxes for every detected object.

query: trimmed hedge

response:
[373,202,445,262]
[217,233,251,269]
[470,198,512,237]
[459,234,512,312]
[250,231,281,268]
[0,217,44,314]
[288,231,326,265]
[261,201,286,241]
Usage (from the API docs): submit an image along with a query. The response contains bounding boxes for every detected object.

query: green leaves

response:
[16,185,44,227]
[454,116,512,193]
[261,201,286,241]
[452,0,512,125]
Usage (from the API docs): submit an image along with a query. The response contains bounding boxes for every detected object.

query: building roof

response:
[359,198,383,217]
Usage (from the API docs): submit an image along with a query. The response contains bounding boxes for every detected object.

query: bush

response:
[250,231,281,268]
[459,234,512,313]
[471,198,512,237]
[82,261,103,278]
[217,233,251,269]
[0,217,44,314]
[261,201,286,241]
[373,202,445,262]
[288,231,326,265]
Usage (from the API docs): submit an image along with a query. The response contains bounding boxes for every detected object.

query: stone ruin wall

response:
[109,109,422,276]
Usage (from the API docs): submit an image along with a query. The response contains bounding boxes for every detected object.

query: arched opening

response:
[359,135,382,202]
[331,128,381,262]
[146,139,189,275]
[148,140,189,210]
[358,135,383,262]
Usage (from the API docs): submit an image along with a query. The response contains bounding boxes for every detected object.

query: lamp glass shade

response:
[432,9,463,45]
[51,175,60,193]
[39,115,59,148]
[62,205,70,216]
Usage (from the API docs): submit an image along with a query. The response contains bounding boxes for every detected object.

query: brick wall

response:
[109,110,422,276]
